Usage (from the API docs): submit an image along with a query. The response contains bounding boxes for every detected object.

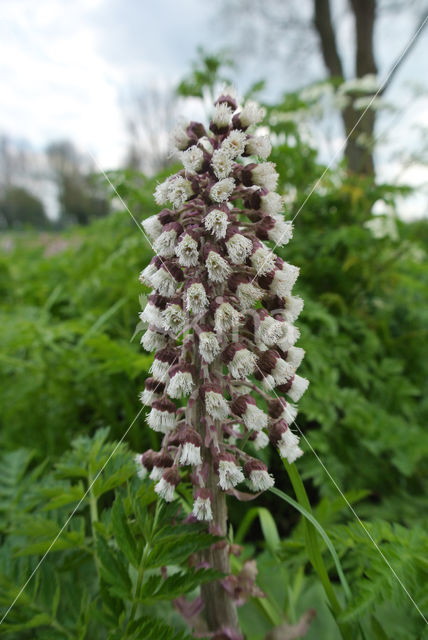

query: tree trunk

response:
[191,348,240,634]
[345,0,377,176]
[313,0,377,176]
[342,103,376,176]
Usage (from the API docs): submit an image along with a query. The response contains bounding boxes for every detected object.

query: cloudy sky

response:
[1,0,427,217]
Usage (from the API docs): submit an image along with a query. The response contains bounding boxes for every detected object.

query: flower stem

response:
[193,348,240,633]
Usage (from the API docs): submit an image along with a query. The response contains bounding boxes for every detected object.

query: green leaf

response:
[139,568,222,602]
[275,461,354,640]
[1,612,51,631]
[51,578,61,618]
[93,465,135,498]
[270,487,351,600]
[258,508,281,554]
[370,615,390,640]
[96,536,131,599]
[145,532,216,569]
[127,615,194,640]
[41,484,85,510]
[110,497,140,568]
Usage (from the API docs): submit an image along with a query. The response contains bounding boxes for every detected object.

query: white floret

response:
[212,103,233,128]
[245,135,272,159]
[205,391,229,420]
[239,100,266,127]
[226,234,253,264]
[206,251,231,283]
[211,149,233,179]
[204,209,230,239]
[210,178,235,203]
[175,235,199,267]
[218,460,244,490]
[167,372,194,398]
[180,145,204,173]
[192,496,213,521]
[222,130,247,158]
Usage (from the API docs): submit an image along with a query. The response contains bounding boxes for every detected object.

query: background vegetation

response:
[1,47,428,640]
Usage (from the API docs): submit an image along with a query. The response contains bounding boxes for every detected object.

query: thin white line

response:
[251,346,426,621]
[1,128,181,628]
[254,361,427,624]
[0,407,144,625]
[250,14,428,283]
[87,150,154,244]
[290,14,428,225]
[0,344,182,627]
[86,151,184,304]
[293,418,428,625]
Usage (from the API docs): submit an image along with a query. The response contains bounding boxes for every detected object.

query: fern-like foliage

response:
[0,429,217,639]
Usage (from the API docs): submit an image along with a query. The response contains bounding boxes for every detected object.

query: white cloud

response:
[0,0,427,225]
[0,0,215,167]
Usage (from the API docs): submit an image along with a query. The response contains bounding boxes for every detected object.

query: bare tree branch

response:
[122,86,179,175]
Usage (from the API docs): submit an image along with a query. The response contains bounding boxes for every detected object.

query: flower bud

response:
[179,427,203,466]
[245,135,272,159]
[185,280,209,314]
[180,145,204,173]
[192,487,213,521]
[204,207,230,239]
[153,221,184,258]
[209,178,235,204]
[276,374,309,402]
[255,349,295,387]
[234,100,266,129]
[228,273,262,309]
[198,328,221,363]
[221,130,247,158]
[175,230,200,267]
[269,419,303,464]
[139,377,165,405]
[250,240,276,276]
[244,459,274,491]
[151,262,184,298]
[210,103,233,134]
[134,449,156,479]
[255,216,293,247]
[150,347,177,381]
[146,397,177,433]
[231,394,268,431]
[201,383,229,420]
[205,247,231,283]
[217,453,245,490]
[268,397,298,424]
[222,343,257,379]
[142,214,163,241]
[149,451,174,480]
[212,299,242,334]
[140,328,168,352]
[155,466,181,502]
[225,227,253,264]
[167,363,194,398]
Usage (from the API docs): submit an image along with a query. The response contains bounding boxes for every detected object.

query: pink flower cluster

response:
[135,88,308,520]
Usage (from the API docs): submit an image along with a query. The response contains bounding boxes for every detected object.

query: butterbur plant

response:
[136,88,308,636]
